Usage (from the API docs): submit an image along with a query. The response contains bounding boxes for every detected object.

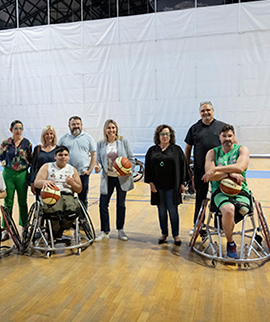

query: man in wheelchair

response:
[202,124,251,259]
[34,145,82,240]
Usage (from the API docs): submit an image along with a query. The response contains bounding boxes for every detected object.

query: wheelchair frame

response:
[22,200,95,258]
[189,194,270,267]
[0,206,22,255]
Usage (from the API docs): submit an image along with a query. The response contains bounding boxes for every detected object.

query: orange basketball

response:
[40,186,61,205]
[113,157,132,176]
[220,177,242,197]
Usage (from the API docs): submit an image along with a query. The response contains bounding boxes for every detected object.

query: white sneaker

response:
[118,229,128,241]
[1,229,9,241]
[189,227,194,236]
[95,231,109,241]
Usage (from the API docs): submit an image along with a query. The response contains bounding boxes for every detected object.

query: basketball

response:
[113,156,132,176]
[40,186,61,205]
[220,177,242,197]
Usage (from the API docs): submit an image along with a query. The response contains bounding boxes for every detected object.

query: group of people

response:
[0,102,251,258]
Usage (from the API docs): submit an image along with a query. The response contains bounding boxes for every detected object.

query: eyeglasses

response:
[159,132,171,137]
[13,127,23,131]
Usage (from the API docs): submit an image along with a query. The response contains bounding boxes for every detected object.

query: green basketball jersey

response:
[211,144,249,194]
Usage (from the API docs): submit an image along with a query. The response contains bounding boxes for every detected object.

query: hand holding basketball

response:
[220,176,242,197]
[113,157,132,176]
[40,185,61,205]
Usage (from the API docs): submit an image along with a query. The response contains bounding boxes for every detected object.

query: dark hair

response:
[154,124,175,145]
[10,120,23,129]
[69,116,82,123]
[220,124,235,134]
[55,145,69,155]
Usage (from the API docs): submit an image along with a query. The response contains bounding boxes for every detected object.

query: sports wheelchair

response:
[133,158,145,182]
[22,199,95,258]
[189,192,270,267]
[0,206,22,256]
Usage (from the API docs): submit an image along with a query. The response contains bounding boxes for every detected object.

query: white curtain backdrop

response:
[0,1,270,155]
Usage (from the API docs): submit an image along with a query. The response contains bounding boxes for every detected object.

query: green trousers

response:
[2,168,28,227]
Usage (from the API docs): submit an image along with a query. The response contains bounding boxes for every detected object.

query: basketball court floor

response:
[0,158,269,321]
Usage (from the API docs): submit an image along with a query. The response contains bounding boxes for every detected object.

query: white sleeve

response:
[0,172,6,191]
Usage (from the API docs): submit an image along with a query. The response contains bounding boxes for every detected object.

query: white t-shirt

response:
[106,141,118,177]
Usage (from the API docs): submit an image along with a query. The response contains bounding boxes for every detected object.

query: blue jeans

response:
[79,174,89,209]
[157,189,179,237]
[99,176,127,233]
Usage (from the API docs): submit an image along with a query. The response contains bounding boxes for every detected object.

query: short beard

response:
[72,129,81,137]
[223,140,233,148]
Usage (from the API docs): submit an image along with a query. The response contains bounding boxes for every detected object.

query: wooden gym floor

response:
[0,158,270,322]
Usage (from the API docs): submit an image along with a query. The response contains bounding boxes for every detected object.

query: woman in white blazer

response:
[95,119,135,241]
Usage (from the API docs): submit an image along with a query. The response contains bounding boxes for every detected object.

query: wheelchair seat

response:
[22,199,95,258]
[189,192,270,267]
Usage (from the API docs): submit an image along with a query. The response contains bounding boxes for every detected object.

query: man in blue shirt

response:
[58,116,96,209]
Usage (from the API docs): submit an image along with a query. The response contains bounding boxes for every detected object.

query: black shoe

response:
[174,239,182,246]
[158,235,168,244]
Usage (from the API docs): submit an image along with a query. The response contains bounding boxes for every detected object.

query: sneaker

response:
[1,229,9,241]
[95,231,110,241]
[227,241,238,259]
[118,229,128,241]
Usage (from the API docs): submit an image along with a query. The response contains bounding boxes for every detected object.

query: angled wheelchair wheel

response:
[259,202,270,235]
[133,158,145,182]
[254,199,270,251]
[189,198,209,249]
[21,202,40,253]
[1,206,22,251]
[78,200,96,241]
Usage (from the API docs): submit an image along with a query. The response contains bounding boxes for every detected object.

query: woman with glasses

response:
[30,125,57,201]
[0,120,32,241]
[145,124,188,246]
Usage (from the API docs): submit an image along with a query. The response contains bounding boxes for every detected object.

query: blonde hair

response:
[40,125,57,146]
[103,119,122,142]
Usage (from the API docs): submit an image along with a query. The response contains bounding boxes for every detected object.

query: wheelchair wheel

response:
[254,199,270,251]
[133,158,144,182]
[1,206,22,251]
[189,198,209,249]
[259,202,270,235]
[22,202,40,253]
[78,200,96,241]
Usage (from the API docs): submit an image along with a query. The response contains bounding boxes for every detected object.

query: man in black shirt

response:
[184,101,226,234]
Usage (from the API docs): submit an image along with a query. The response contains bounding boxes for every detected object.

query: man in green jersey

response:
[202,124,251,259]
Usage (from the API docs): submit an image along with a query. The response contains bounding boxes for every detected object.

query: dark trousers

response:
[193,168,209,224]
[157,189,179,237]
[78,174,89,209]
[99,176,127,233]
